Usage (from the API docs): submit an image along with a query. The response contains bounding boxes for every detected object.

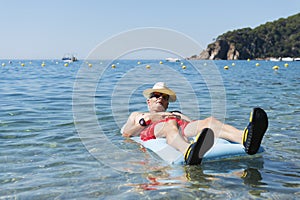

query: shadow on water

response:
[118,154,268,199]
[117,134,266,195]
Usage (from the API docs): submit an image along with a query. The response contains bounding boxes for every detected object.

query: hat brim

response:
[143,88,176,102]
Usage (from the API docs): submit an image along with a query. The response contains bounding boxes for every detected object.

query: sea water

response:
[0,60,299,199]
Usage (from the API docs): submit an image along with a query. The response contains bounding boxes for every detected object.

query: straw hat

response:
[143,82,176,102]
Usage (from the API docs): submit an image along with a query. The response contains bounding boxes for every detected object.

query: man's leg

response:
[184,117,243,144]
[183,108,268,155]
[154,120,190,154]
[153,120,215,165]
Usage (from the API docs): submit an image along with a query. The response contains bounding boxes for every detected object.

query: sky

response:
[1,0,300,59]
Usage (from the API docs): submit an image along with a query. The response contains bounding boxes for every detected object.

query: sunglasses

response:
[149,92,169,101]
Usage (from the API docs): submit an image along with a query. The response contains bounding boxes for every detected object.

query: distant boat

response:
[269,57,281,62]
[282,57,294,61]
[269,57,299,62]
[165,57,180,62]
[62,54,78,63]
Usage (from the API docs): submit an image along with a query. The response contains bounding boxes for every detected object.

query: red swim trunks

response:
[140,118,189,141]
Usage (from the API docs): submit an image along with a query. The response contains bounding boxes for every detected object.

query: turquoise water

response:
[0,60,299,199]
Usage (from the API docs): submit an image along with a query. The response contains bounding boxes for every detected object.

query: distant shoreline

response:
[1,57,300,62]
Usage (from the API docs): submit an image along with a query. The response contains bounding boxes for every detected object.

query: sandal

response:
[184,128,214,165]
[243,107,268,155]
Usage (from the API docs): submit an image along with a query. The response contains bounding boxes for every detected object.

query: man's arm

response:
[122,112,145,137]
[169,111,192,122]
[179,113,192,122]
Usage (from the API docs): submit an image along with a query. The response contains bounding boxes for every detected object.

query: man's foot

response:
[184,128,214,165]
[243,107,268,155]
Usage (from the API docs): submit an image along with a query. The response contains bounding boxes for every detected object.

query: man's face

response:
[147,92,169,112]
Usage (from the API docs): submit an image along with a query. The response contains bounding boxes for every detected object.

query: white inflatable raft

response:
[131,137,264,165]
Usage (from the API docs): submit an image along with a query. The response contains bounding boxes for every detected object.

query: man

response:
[122,82,268,165]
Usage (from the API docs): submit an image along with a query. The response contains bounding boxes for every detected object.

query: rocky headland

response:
[189,13,300,60]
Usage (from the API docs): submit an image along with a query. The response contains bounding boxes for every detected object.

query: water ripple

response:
[0,60,299,199]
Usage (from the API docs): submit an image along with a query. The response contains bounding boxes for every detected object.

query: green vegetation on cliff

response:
[216,13,300,59]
